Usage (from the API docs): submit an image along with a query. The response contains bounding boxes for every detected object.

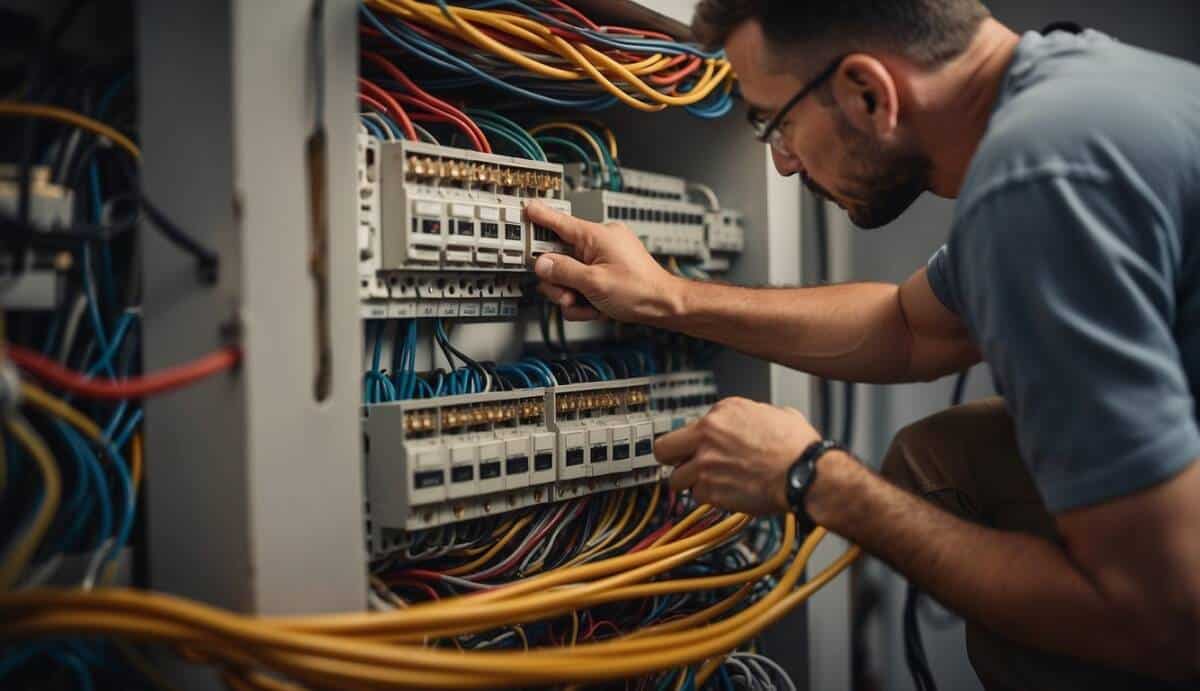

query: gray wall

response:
[846,2,1200,690]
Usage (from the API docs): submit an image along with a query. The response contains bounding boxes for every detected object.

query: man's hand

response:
[654,397,822,515]
[525,201,686,324]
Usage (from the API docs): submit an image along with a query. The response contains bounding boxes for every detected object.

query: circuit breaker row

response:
[357,135,571,316]
[362,372,719,557]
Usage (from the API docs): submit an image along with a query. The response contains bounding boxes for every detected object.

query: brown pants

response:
[879,397,1175,691]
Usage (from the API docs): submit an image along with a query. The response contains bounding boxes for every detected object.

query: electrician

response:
[524,1,1200,689]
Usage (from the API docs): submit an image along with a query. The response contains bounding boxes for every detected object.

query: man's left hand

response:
[654,397,822,515]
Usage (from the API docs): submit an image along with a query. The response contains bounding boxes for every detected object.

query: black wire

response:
[840,380,856,447]
[133,194,219,283]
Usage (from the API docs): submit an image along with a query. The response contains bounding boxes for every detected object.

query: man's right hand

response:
[526,200,686,324]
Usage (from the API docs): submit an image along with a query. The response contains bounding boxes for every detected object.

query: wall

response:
[845,2,1200,690]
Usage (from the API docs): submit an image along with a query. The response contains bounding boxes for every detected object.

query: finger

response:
[537,281,577,308]
[668,459,701,493]
[534,253,598,294]
[562,304,603,321]
[525,201,593,246]
[654,422,704,467]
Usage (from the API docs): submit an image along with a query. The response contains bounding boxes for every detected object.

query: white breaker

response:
[362,376,695,558]
[357,135,572,320]
[0,165,73,310]
[567,188,708,259]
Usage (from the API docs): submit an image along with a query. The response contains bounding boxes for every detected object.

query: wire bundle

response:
[361,0,737,118]
[1,506,859,689]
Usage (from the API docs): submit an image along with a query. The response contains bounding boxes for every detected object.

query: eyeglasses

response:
[747,55,846,151]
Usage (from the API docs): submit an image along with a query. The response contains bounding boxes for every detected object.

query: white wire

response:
[18,553,63,590]
[56,293,88,363]
[362,112,397,141]
[686,182,721,211]
[411,122,440,144]
[734,653,795,691]
[81,536,115,590]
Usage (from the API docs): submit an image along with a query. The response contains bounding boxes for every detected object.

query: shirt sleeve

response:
[925,244,960,314]
[955,173,1200,513]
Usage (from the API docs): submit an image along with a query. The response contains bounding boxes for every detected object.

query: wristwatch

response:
[785,439,844,533]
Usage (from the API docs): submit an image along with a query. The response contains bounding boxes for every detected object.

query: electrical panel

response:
[357,136,571,319]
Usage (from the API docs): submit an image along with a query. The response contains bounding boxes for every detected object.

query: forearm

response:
[655,278,976,383]
[807,451,1169,677]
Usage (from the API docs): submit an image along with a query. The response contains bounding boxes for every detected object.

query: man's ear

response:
[830,54,900,138]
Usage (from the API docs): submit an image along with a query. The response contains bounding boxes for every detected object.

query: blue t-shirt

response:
[926,29,1200,513]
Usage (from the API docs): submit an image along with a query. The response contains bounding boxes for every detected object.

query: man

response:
[524,1,1200,689]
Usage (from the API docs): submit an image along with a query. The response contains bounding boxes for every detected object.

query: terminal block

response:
[377,139,569,271]
[358,138,571,319]
[362,388,553,555]
[362,376,666,553]
[0,165,73,310]
[568,189,708,258]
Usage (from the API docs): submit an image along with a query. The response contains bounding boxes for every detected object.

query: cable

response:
[6,344,240,401]
[0,414,61,590]
[0,101,141,159]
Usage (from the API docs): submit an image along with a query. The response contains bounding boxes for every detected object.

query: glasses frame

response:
[748,55,847,150]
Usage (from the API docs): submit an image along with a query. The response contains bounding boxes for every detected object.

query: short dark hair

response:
[693,0,991,68]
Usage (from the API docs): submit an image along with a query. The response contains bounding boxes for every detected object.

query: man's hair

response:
[693,0,991,68]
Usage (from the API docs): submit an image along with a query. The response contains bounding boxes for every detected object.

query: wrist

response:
[803,449,860,527]
[642,273,690,326]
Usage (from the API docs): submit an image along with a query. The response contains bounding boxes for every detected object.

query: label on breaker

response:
[437,302,460,317]
[481,302,500,317]
[499,301,518,317]
[459,303,481,318]
[361,303,389,319]
[417,303,438,318]
[390,301,416,318]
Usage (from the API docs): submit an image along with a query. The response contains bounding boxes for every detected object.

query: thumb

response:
[534,253,598,294]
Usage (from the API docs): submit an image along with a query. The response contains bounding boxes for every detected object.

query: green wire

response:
[536,136,593,178]
[467,109,547,161]
[476,122,539,160]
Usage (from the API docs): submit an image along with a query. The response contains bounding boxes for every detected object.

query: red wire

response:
[649,55,702,86]
[387,578,441,602]
[399,95,486,152]
[359,77,418,141]
[408,112,486,151]
[544,0,600,31]
[361,52,492,153]
[7,344,240,401]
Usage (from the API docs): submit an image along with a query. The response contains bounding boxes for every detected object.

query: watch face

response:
[788,461,815,504]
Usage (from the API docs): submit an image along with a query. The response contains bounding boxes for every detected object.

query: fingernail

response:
[534,255,553,277]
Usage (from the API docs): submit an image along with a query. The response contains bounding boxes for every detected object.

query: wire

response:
[0,101,141,159]
[7,344,240,401]
[0,414,61,590]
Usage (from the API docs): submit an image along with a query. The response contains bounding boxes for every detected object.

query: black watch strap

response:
[785,439,844,533]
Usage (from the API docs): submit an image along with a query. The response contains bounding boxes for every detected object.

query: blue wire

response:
[359,115,387,139]
[50,651,94,691]
[362,7,617,110]
[449,0,724,59]
[46,420,94,553]
[113,409,143,451]
[95,73,132,120]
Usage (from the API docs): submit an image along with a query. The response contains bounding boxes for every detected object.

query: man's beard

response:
[819,111,931,230]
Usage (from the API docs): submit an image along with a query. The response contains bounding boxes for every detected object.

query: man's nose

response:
[771,146,801,176]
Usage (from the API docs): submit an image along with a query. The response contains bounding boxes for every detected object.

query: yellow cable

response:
[528,122,610,182]
[0,102,141,159]
[0,414,61,590]
[0,538,856,688]
[566,481,659,567]
[20,381,107,445]
[575,119,619,159]
[441,513,533,576]
[131,433,144,494]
